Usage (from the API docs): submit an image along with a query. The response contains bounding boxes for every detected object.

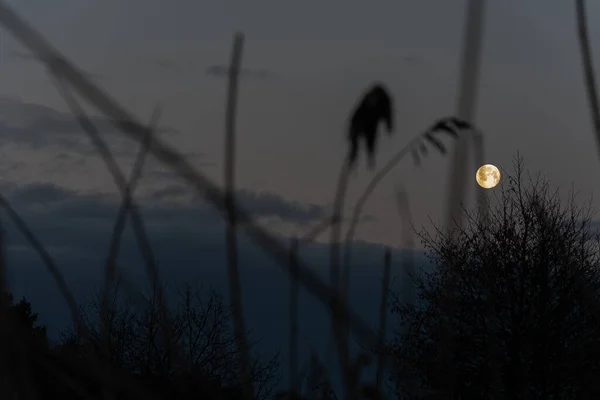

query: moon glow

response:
[476,164,501,189]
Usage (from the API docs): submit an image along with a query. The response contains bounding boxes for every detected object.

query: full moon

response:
[476,164,501,189]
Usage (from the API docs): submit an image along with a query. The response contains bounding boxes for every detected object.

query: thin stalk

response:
[329,160,352,398]
[375,248,392,394]
[394,187,417,398]
[444,1,487,396]
[0,214,6,304]
[0,195,86,337]
[330,161,351,290]
[223,32,253,399]
[394,186,415,307]
[100,104,161,376]
[445,0,486,236]
[0,214,9,397]
[289,237,299,396]
[301,216,334,243]
[473,131,489,224]
[51,78,177,366]
[341,134,422,297]
[576,0,600,162]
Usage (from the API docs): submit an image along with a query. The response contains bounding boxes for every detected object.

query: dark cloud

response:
[9,182,73,206]
[144,158,216,180]
[2,183,422,325]
[0,98,181,153]
[0,181,419,301]
[148,184,189,201]
[148,184,375,226]
[235,189,326,222]
[145,184,328,223]
[3,181,328,227]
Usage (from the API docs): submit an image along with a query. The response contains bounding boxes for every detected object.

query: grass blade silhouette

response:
[375,248,391,395]
[0,214,12,398]
[445,3,488,395]
[340,124,443,296]
[223,32,253,400]
[300,217,334,243]
[288,237,300,397]
[576,0,600,163]
[102,104,161,300]
[445,0,486,237]
[0,199,158,400]
[51,78,178,366]
[394,186,415,308]
[328,160,352,398]
[99,103,161,391]
[0,194,86,337]
[473,130,489,224]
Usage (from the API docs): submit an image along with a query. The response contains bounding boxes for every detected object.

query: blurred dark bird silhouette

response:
[348,83,394,169]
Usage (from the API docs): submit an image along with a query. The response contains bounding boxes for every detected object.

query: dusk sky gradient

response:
[1,0,600,391]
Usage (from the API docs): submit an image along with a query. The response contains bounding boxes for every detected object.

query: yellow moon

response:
[476,164,501,189]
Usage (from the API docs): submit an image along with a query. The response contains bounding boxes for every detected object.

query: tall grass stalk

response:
[394,186,415,308]
[288,237,300,396]
[567,0,600,381]
[473,131,489,224]
[101,105,161,304]
[445,0,486,237]
[328,160,353,398]
[340,134,422,298]
[100,104,161,387]
[444,1,487,396]
[393,187,417,398]
[0,215,10,397]
[375,248,391,395]
[0,194,87,337]
[576,0,600,162]
[223,31,254,399]
[51,78,177,362]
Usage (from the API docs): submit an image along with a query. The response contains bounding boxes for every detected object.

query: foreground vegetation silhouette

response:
[3,0,600,397]
[389,158,600,398]
[1,285,280,399]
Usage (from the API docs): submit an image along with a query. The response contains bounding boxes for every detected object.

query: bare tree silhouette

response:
[390,157,600,398]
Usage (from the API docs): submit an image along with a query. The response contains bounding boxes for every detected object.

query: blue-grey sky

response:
[2,0,600,391]
[2,0,600,245]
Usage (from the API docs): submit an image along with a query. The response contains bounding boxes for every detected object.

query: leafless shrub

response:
[390,157,600,398]
[58,281,280,399]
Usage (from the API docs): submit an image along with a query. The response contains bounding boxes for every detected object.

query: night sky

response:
[1,0,599,391]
